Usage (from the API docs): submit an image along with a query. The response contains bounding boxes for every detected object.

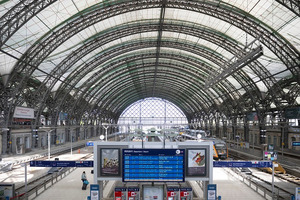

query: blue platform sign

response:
[90,184,99,200]
[207,184,216,200]
[86,142,94,146]
[292,142,300,146]
[30,160,94,167]
[213,161,272,168]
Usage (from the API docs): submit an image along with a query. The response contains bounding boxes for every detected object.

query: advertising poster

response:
[296,187,300,200]
[100,148,120,176]
[187,149,206,176]
[0,184,14,199]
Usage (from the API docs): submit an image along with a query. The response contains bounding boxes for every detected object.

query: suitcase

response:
[82,183,87,190]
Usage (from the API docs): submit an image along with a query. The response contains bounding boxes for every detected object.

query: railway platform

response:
[1,138,299,200]
[33,167,266,200]
[0,136,98,173]
[228,145,300,175]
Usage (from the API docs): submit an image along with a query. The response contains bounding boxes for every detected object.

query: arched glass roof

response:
[0,0,299,125]
[118,97,188,125]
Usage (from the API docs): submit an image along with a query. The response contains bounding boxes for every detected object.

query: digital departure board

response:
[122,149,185,182]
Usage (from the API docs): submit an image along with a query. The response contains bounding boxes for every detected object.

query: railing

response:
[13,167,76,200]
[225,168,289,200]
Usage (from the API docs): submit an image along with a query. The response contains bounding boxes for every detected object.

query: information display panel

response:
[123,149,185,182]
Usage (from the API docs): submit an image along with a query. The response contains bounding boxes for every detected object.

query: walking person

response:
[81,171,87,182]
[81,171,89,190]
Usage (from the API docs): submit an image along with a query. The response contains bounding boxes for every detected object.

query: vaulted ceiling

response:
[0,0,299,125]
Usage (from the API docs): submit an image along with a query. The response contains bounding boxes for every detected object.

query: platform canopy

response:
[0,0,299,125]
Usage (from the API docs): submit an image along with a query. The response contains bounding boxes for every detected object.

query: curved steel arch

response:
[35,22,281,124]
[73,63,214,118]
[115,97,190,121]
[72,53,234,110]
[0,0,57,47]
[6,2,298,115]
[74,61,236,121]
[74,64,218,117]
[1,0,298,126]
[73,49,261,112]
[1,0,297,47]
[8,0,298,81]
[104,81,199,117]
[275,0,300,17]
[34,21,239,102]
[114,92,196,121]
[99,74,208,112]
[47,32,272,124]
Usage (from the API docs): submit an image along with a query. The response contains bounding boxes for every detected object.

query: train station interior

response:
[0,0,299,199]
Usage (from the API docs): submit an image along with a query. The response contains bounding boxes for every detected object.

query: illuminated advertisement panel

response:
[100,148,120,176]
[186,148,206,176]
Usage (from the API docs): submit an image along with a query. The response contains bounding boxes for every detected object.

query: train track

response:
[229,150,300,186]
[250,173,294,199]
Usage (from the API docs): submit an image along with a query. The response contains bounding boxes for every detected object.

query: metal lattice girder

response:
[49,21,262,109]
[67,44,261,118]
[108,82,198,117]
[49,41,269,125]
[72,64,220,120]
[72,53,235,109]
[1,0,297,48]
[275,0,300,16]
[269,77,300,106]
[99,73,207,112]
[205,45,264,88]
[72,57,242,120]
[0,0,57,47]
[8,0,298,82]
[2,2,296,124]
[71,62,217,119]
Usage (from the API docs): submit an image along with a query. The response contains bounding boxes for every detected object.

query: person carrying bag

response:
[81,171,88,190]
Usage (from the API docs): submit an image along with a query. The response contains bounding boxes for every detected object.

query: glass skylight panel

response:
[278,18,300,51]
[36,62,56,75]
[76,75,91,88]
[162,31,233,58]
[0,50,17,75]
[73,0,101,11]
[51,80,64,92]
[273,70,294,81]
[221,0,259,13]
[264,61,288,77]
[242,66,261,83]
[0,0,17,17]
[255,81,269,93]
[209,88,220,98]
[5,22,41,49]
[225,76,242,91]
[33,75,47,83]
[160,47,217,69]
[256,2,295,31]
